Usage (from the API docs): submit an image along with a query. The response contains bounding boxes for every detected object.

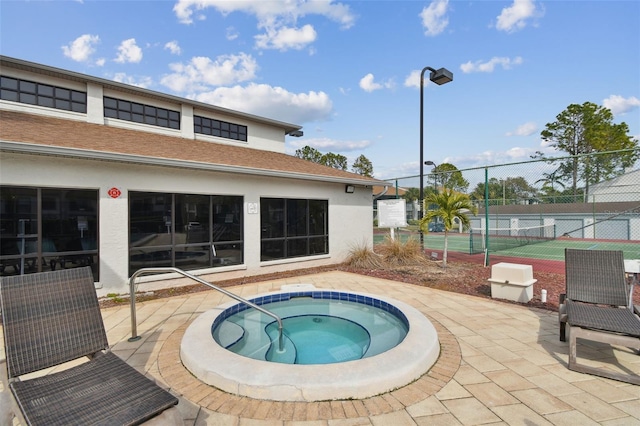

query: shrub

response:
[375,236,426,266]
[346,241,385,269]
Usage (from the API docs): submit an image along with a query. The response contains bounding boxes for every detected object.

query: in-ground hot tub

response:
[180,285,439,401]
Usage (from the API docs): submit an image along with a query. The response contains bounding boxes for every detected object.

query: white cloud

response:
[460,56,523,73]
[420,0,449,36]
[115,38,143,63]
[495,0,543,33]
[288,137,372,152]
[404,70,422,88]
[602,95,640,115]
[360,74,379,92]
[506,121,537,137]
[173,0,355,29]
[359,73,394,92]
[504,146,531,158]
[62,34,100,62]
[174,0,354,52]
[539,138,554,149]
[112,73,153,89]
[373,161,420,180]
[255,24,317,51]
[192,83,333,124]
[442,139,556,169]
[160,53,258,92]
[164,40,182,55]
[443,146,540,167]
[404,69,448,88]
[377,139,558,179]
[226,26,239,41]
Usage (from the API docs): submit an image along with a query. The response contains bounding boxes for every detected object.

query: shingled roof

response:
[0,110,383,186]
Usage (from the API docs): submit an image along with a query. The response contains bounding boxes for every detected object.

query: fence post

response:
[484,167,490,267]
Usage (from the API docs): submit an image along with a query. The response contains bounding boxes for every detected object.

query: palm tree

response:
[419,188,478,268]
[535,169,566,192]
[402,187,420,202]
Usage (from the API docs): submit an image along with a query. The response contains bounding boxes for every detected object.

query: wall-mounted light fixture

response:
[345,185,355,194]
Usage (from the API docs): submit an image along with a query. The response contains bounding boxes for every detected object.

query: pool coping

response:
[180,288,441,402]
[158,308,461,420]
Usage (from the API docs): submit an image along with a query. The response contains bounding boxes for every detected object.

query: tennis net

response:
[469,224,556,254]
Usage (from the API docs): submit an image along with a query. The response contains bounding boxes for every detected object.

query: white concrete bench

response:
[488,262,537,303]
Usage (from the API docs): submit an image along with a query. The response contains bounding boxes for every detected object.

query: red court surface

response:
[435,250,566,275]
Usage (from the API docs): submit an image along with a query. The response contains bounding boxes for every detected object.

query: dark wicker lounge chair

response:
[0,267,178,425]
[559,249,640,385]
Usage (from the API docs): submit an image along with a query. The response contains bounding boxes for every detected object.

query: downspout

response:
[373,185,389,200]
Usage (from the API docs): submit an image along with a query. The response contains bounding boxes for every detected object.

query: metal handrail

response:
[127,267,284,353]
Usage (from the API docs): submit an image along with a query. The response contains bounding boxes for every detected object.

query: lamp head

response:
[429,68,453,85]
[424,161,437,166]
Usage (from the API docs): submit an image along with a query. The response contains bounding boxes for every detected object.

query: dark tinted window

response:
[194,114,247,142]
[0,76,87,113]
[0,186,99,280]
[129,192,243,274]
[104,96,180,130]
[260,198,328,261]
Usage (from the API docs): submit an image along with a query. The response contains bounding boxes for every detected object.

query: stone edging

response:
[157,315,461,421]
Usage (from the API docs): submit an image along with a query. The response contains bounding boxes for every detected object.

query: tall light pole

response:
[419,67,453,250]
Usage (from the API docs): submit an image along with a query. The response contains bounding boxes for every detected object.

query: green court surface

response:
[374,230,640,261]
[483,238,640,261]
[374,231,473,254]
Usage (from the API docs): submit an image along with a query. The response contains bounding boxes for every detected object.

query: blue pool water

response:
[212,291,409,365]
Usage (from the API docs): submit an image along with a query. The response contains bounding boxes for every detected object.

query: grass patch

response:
[105,293,127,303]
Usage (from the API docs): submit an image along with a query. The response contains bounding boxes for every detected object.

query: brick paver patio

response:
[3,271,639,425]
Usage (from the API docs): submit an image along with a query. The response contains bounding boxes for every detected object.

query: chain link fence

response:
[376,149,640,273]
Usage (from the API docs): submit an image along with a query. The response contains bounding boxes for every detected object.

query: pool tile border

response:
[213,290,410,331]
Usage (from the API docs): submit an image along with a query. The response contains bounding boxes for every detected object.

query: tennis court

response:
[374,231,470,252]
[374,229,640,275]
[375,230,639,259]
[483,237,640,261]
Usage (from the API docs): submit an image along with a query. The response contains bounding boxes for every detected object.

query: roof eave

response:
[0,141,381,187]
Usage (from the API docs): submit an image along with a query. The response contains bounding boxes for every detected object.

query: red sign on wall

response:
[107,187,122,199]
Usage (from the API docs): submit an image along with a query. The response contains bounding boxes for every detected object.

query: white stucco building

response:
[0,56,382,296]
[587,168,640,203]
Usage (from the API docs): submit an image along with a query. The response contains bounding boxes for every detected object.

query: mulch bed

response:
[100,258,574,311]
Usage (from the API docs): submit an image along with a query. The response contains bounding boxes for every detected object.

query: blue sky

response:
[1,0,639,180]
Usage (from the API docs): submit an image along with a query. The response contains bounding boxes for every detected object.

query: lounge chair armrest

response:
[0,357,17,425]
[558,293,567,322]
[559,311,567,323]
[558,293,567,342]
[0,357,7,389]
